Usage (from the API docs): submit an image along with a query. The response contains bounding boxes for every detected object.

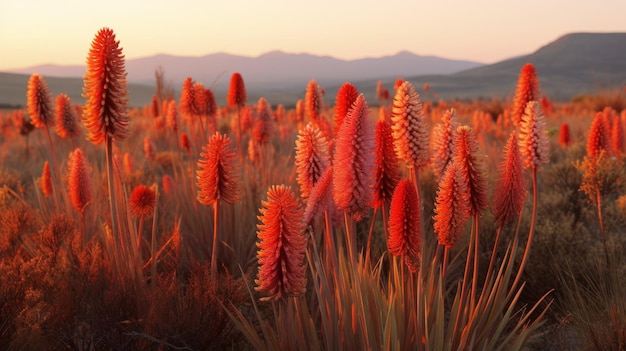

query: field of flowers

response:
[0,27,625,350]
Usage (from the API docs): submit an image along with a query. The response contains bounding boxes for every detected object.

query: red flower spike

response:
[129,185,156,218]
[433,162,470,249]
[67,148,92,213]
[227,72,247,108]
[55,94,81,139]
[387,179,422,272]
[333,82,359,136]
[511,63,540,127]
[452,126,488,216]
[391,81,429,169]
[196,132,240,205]
[494,132,527,226]
[27,73,55,128]
[255,185,306,301]
[295,123,330,199]
[518,101,550,170]
[430,108,458,178]
[371,115,400,208]
[82,28,129,144]
[332,94,375,221]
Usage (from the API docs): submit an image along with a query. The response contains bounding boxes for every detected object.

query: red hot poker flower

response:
[434,162,470,249]
[196,132,240,205]
[391,81,429,169]
[333,94,375,221]
[82,27,129,144]
[387,178,422,272]
[494,132,527,226]
[27,74,55,128]
[295,123,330,199]
[255,185,306,301]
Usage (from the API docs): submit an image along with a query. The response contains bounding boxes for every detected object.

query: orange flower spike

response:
[129,185,156,218]
[82,28,129,144]
[333,82,359,136]
[587,111,610,158]
[295,123,330,199]
[40,161,53,196]
[494,132,527,226]
[55,93,81,139]
[196,132,240,205]
[179,77,197,117]
[391,81,429,169]
[387,178,422,272]
[558,122,571,149]
[433,162,470,249]
[518,101,550,170]
[166,100,179,132]
[332,94,375,221]
[226,72,247,108]
[371,114,400,209]
[180,132,191,154]
[511,63,540,127]
[252,97,273,144]
[67,148,92,213]
[27,73,55,128]
[305,79,323,123]
[453,126,488,216]
[255,185,307,301]
[431,108,458,178]
[611,115,624,156]
[304,166,333,226]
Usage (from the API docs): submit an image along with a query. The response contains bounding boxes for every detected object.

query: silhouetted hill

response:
[0,72,154,109]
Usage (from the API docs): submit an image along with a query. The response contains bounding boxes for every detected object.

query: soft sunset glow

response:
[1,0,626,70]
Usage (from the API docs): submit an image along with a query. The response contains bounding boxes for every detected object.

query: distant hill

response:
[5,50,483,89]
[372,32,626,101]
[0,72,154,109]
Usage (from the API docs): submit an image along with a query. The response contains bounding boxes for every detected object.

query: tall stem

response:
[365,207,378,264]
[236,106,243,165]
[344,212,356,264]
[211,200,220,284]
[323,209,337,276]
[596,188,611,267]
[137,216,145,252]
[43,125,60,208]
[512,168,538,290]
[471,214,480,308]
[483,225,504,294]
[105,136,119,239]
[452,222,475,346]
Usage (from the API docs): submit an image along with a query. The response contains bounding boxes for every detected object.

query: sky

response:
[1,0,626,71]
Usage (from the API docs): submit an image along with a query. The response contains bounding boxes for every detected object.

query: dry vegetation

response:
[1,27,626,350]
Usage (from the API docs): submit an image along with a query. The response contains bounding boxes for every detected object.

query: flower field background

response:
[1,28,625,350]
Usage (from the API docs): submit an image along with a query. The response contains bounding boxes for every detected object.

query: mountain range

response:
[1,32,625,108]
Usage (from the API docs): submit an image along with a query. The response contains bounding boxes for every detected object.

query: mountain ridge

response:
[1,32,625,108]
[4,50,483,87]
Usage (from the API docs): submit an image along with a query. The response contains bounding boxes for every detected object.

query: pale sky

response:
[1,0,626,70]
